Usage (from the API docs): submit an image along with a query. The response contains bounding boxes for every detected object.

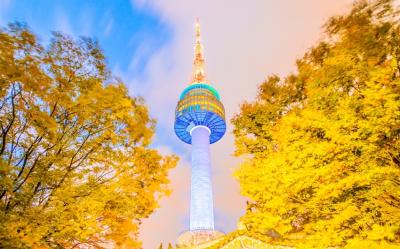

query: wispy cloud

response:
[103,18,113,37]
[130,0,151,11]
[0,0,13,25]
[0,0,11,8]
[54,7,94,37]
[55,9,74,35]
[139,152,191,246]
[78,8,93,36]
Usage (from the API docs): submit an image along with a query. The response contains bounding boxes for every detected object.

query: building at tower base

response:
[176,232,294,249]
[176,230,224,248]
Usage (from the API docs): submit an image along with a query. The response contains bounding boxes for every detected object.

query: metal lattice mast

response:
[192,19,207,84]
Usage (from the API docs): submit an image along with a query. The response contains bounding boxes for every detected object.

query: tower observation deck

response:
[175,20,226,246]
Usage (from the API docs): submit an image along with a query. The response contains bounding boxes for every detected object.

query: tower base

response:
[176,230,224,248]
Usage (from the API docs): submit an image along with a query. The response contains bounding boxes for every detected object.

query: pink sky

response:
[131,1,354,248]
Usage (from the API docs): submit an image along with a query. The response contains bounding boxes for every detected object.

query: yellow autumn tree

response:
[232,1,400,248]
[0,23,177,248]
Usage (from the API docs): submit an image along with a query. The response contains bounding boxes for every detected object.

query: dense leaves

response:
[232,1,400,248]
[0,24,177,248]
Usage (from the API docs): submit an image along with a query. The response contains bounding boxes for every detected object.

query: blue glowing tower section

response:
[174,20,226,232]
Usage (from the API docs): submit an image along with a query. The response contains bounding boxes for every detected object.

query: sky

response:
[0,0,356,248]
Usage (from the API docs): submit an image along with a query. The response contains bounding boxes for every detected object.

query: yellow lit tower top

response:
[174,19,226,145]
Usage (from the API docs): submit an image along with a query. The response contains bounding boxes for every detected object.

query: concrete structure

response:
[174,20,226,246]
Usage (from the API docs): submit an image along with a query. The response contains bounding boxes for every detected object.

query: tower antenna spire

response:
[192,18,207,84]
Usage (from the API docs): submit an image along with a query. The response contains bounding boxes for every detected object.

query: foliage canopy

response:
[0,24,177,248]
[232,1,400,248]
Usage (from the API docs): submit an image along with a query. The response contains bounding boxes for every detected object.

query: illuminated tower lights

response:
[175,20,226,246]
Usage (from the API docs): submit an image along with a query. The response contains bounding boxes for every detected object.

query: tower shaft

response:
[190,126,214,230]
